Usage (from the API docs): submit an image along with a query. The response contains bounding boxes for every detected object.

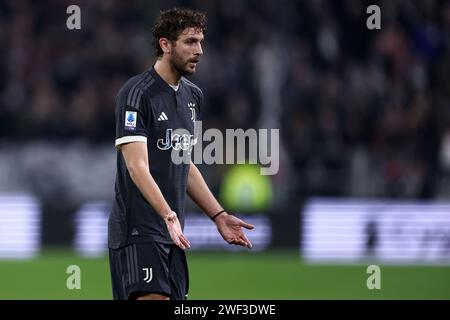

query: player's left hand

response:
[214,212,254,248]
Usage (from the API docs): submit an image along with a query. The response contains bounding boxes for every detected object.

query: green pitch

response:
[0,249,449,299]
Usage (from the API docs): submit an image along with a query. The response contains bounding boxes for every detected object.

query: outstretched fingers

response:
[237,219,254,230]
[179,233,191,249]
[228,239,245,246]
[240,233,252,248]
[228,234,252,248]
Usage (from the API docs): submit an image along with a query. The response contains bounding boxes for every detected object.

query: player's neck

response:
[154,60,181,86]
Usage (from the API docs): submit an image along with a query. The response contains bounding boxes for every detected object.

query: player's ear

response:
[159,38,171,54]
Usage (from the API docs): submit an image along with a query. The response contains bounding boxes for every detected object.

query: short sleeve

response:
[114,87,149,148]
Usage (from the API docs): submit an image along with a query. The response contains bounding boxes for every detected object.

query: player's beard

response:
[169,48,197,77]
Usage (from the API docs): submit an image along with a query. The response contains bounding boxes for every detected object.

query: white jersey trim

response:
[115,135,147,148]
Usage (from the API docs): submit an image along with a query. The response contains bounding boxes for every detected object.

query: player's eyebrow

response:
[185,36,204,42]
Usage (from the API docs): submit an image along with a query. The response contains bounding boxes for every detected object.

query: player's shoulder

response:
[116,70,158,108]
[181,77,203,99]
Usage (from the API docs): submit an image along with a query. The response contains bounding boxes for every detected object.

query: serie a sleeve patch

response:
[124,111,137,131]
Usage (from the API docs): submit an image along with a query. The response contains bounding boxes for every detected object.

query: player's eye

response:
[186,38,199,45]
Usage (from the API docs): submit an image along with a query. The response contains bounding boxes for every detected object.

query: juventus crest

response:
[188,102,196,121]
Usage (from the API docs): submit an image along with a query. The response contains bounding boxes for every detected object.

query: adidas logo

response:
[157,112,168,121]
[131,228,139,236]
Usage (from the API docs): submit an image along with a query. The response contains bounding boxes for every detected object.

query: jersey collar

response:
[149,67,181,93]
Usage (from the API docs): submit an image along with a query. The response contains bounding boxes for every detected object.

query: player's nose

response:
[196,43,203,56]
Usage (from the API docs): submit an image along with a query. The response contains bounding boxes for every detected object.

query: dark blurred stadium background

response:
[0,0,449,299]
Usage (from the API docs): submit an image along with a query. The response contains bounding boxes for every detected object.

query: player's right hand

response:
[164,211,191,250]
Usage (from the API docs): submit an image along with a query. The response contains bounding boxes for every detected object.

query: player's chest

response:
[148,92,197,136]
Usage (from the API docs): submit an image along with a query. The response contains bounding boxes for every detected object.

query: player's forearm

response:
[187,163,224,219]
[127,162,172,219]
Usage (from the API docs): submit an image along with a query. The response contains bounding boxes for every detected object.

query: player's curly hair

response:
[152,8,207,57]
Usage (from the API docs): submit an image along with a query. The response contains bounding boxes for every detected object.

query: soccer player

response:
[108,8,254,300]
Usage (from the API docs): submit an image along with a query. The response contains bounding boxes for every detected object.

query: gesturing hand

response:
[164,211,191,250]
[214,212,254,248]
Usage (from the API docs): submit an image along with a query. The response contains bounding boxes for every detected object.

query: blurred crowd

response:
[0,0,449,201]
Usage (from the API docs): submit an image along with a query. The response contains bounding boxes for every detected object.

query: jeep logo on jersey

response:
[157,129,197,152]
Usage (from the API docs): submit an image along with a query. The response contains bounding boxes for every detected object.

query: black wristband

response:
[211,210,225,221]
